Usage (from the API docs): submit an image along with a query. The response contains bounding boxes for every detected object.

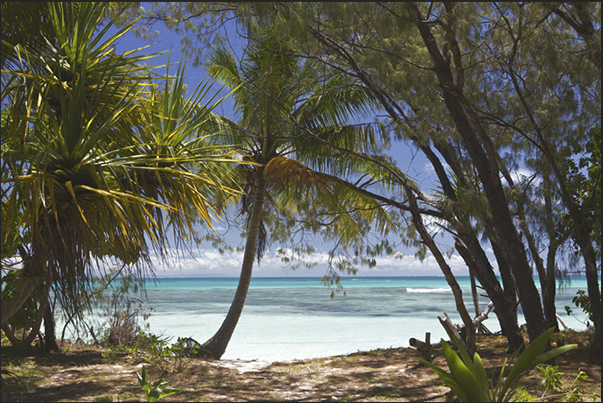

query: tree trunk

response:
[455,237,524,352]
[405,185,476,354]
[199,172,267,359]
[542,248,559,331]
[469,271,481,318]
[411,6,547,342]
[2,283,50,355]
[43,299,60,352]
[589,311,601,366]
[520,213,559,332]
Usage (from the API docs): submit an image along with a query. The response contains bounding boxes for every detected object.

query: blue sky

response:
[106,7,482,278]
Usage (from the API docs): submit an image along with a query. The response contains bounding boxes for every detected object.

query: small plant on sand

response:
[536,366,599,402]
[1,368,28,402]
[507,365,599,402]
[118,366,180,402]
[103,332,199,372]
[417,327,576,402]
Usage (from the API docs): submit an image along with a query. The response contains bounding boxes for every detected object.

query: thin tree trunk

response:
[543,247,559,331]
[589,312,601,365]
[469,269,489,336]
[412,3,547,343]
[518,209,558,331]
[44,298,60,352]
[405,185,476,354]
[199,172,267,359]
[455,237,524,352]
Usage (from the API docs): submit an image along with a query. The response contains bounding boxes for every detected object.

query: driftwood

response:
[410,301,496,359]
[439,313,467,350]
[409,332,440,363]
[556,314,569,330]
[471,301,494,327]
[449,301,496,341]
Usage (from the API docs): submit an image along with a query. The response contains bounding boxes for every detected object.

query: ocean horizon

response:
[65,275,596,362]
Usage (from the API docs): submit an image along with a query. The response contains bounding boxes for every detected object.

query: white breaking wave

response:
[406,287,452,293]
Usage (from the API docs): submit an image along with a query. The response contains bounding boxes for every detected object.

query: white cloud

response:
[148,246,478,278]
[501,167,540,187]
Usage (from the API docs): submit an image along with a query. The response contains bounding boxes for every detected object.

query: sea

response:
[69,275,595,362]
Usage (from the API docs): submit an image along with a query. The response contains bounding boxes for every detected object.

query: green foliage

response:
[118,366,181,402]
[511,387,538,402]
[537,365,565,394]
[0,271,37,332]
[515,365,598,402]
[564,289,594,326]
[1,1,238,331]
[563,125,601,255]
[103,332,200,372]
[0,368,28,402]
[417,328,577,402]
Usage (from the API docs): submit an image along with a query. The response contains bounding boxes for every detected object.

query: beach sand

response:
[1,332,600,402]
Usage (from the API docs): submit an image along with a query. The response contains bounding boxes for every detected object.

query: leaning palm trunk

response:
[199,173,267,359]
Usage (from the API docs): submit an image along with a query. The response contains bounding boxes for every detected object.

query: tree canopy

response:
[1,1,600,364]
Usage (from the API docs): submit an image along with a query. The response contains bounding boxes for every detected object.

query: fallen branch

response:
[411,302,495,359]
[556,314,569,330]
[409,337,442,351]
[472,301,494,327]
[439,313,467,350]
[409,332,439,363]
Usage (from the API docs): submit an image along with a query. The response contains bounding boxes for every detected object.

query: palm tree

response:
[0,2,236,351]
[197,25,389,359]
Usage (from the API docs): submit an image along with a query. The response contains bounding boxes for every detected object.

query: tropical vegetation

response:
[0,0,600,387]
[417,327,577,402]
[151,1,601,363]
[195,22,394,359]
[1,2,237,352]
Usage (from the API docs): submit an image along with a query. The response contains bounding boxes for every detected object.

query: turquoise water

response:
[149,276,464,290]
[70,275,596,361]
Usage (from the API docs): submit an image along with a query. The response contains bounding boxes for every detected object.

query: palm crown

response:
[1,2,237,327]
[197,23,393,359]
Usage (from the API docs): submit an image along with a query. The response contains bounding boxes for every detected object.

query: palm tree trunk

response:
[199,172,267,359]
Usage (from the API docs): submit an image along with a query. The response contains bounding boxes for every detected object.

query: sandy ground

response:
[1,332,601,402]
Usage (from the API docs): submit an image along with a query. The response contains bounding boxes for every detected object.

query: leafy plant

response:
[564,289,594,326]
[1,368,28,402]
[417,327,577,402]
[103,332,200,372]
[537,365,564,395]
[118,366,180,402]
[511,387,538,402]
[538,366,595,402]
[513,365,598,402]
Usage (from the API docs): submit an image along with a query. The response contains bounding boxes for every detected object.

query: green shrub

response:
[417,327,576,402]
[118,366,180,402]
